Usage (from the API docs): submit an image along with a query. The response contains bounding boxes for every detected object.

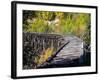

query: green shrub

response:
[23,11,91,44]
[26,18,47,33]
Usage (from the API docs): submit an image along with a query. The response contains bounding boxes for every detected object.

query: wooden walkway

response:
[23,32,86,69]
[37,35,84,68]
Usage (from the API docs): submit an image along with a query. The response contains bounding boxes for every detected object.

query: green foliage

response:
[60,16,75,34]
[23,10,91,44]
[36,11,55,20]
[42,11,54,20]
[26,18,47,33]
[55,12,64,19]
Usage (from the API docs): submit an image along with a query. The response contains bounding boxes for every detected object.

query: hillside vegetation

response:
[23,10,91,45]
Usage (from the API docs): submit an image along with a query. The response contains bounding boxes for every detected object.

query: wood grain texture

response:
[38,35,85,68]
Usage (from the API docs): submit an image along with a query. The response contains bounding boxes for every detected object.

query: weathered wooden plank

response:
[55,36,83,58]
[38,35,84,68]
[23,32,85,69]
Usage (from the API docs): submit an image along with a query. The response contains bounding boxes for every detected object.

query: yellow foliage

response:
[38,48,53,65]
[34,48,54,68]
[55,12,64,19]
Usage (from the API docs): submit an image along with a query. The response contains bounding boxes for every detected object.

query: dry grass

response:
[34,48,54,68]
